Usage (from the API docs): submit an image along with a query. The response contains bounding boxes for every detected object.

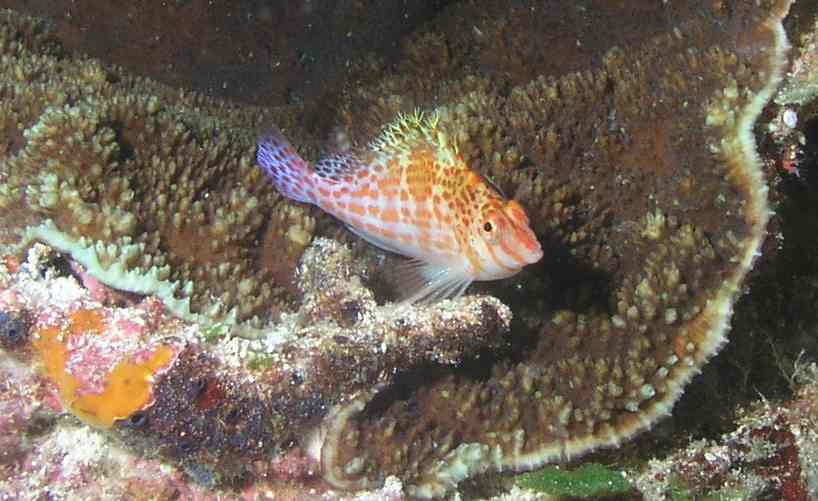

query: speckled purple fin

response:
[256,132,315,204]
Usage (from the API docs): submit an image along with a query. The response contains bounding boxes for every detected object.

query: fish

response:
[256,110,543,303]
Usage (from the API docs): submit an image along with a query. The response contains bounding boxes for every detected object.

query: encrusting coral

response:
[0,0,807,499]
[30,307,179,429]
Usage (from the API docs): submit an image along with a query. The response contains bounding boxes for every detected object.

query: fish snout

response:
[517,226,543,265]
[503,201,542,265]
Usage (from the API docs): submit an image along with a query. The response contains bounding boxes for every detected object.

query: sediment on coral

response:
[318,1,793,497]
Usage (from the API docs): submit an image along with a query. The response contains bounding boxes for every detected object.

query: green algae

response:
[246,353,276,371]
[515,463,632,498]
[200,323,230,344]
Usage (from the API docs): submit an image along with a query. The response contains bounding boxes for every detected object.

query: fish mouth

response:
[503,201,542,264]
[530,245,544,263]
[526,242,544,264]
[518,228,543,264]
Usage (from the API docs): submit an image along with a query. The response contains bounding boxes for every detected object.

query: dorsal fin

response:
[480,173,506,198]
[368,109,449,156]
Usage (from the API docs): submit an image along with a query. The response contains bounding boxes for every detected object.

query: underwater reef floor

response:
[1,0,818,499]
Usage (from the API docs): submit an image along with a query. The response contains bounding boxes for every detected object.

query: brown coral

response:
[0,9,316,334]
[319,1,793,497]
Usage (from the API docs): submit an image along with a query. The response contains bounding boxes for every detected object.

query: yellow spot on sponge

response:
[32,309,176,428]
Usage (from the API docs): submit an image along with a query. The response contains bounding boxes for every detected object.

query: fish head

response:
[469,199,543,280]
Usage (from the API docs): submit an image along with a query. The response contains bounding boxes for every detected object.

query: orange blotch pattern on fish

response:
[348,204,367,217]
[381,208,400,224]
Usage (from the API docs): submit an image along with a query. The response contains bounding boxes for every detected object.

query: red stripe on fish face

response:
[505,200,530,225]
[513,226,543,260]
[503,201,542,261]
[486,237,521,273]
[497,226,527,269]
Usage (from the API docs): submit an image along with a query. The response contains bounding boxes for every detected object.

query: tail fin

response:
[256,132,315,204]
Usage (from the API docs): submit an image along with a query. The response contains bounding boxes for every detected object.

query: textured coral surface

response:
[0,8,320,332]
[1,0,818,500]
[321,1,791,497]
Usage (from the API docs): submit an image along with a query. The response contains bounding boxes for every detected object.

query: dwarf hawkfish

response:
[256,110,543,303]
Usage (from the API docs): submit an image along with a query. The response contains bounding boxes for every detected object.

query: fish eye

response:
[483,221,494,232]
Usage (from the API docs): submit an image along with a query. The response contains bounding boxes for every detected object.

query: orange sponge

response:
[32,309,176,428]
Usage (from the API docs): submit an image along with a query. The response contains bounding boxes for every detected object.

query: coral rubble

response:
[633,361,818,500]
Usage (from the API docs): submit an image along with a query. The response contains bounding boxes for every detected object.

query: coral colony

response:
[0,0,813,499]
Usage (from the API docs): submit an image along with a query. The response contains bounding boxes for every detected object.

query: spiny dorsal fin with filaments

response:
[368,109,454,156]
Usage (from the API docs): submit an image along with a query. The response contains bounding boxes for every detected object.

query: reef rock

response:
[0,235,509,492]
